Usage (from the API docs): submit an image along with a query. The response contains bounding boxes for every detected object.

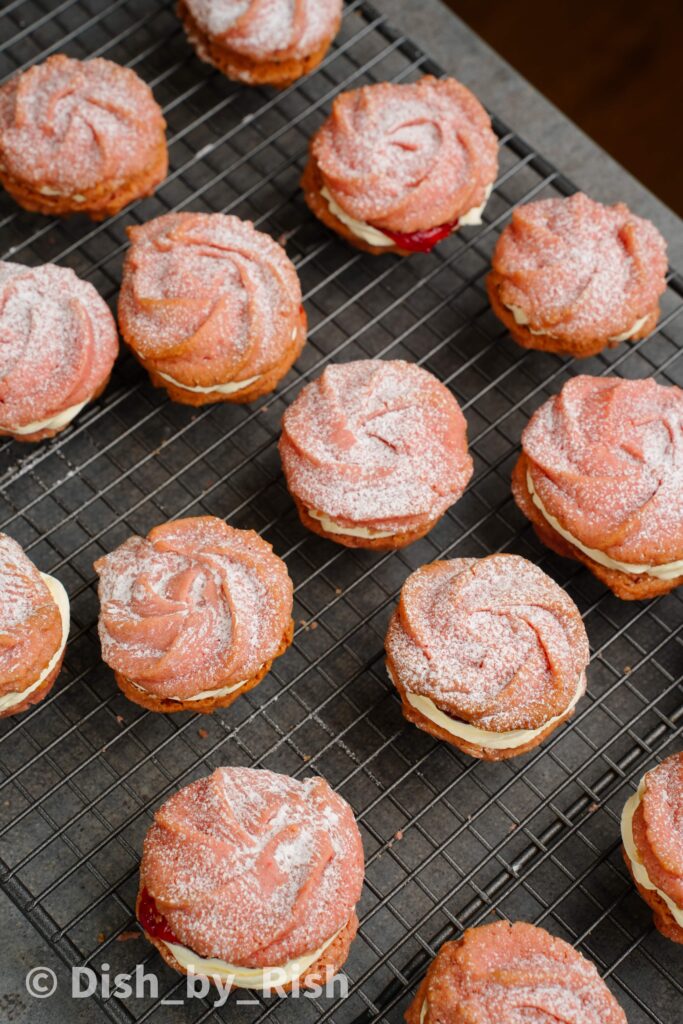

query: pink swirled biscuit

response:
[405,921,626,1024]
[621,752,683,943]
[279,359,473,549]
[118,212,306,406]
[512,375,683,600]
[94,516,293,713]
[301,76,498,255]
[0,533,70,718]
[137,766,364,990]
[487,193,667,357]
[385,555,589,761]
[0,54,167,220]
[0,261,118,442]
[178,0,342,87]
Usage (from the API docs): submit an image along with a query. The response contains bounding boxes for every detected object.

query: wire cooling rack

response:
[0,2,682,1022]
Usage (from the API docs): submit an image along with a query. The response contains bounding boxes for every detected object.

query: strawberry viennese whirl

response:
[385,555,590,760]
[513,375,683,600]
[279,359,473,549]
[94,517,294,714]
[621,752,683,944]
[0,261,118,442]
[488,193,667,357]
[406,922,626,1024]
[118,212,306,406]
[0,54,167,220]
[0,533,70,718]
[302,76,498,255]
[178,0,342,88]
[137,767,365,990]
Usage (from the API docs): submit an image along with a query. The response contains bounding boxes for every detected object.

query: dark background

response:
[448,0,682,215]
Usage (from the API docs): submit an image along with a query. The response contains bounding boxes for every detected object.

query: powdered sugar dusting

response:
[422,921,626,1023]
[0,534,44,630]
[312,76,498,233]
[386,555,589,731]
[140,766,364,965]
[190,0,251,33]
[635,752,683,901]
[279,360,473,533]
[186,0,341,59]
[0,54,166,192]
[118,212,301,387]
[522,376,683,564]
[94,516,292,700]
[0,261,118,429]
[492,193,667,341]
[0,532,62,689]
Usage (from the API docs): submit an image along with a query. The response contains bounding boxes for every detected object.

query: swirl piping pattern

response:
[413,922,626,1024]
[118,212,303,387]
[311,77,498,233]
[0,533,62,694]
[139,766,364,964]
[632,754,683,910]
[94,517,293,700]
[0,261,118,430]
[386,556,589,732]
[491,193,667,342]
[184,0,342,60]
[0,54,166,194]
[279,360,473,532]
[520,375,683,566]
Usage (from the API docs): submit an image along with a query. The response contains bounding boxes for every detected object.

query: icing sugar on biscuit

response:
[491,193,667,343]
[0,261,118,435]
[310,77,498,238]
[0,54,165,195]
[385,555,589,748]
[118,212,303,394]
[138,767,364,982]
[279,359,473,537]
[94,517,293,702]
[521,376,683,571]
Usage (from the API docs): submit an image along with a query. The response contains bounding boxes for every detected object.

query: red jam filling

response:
[380,217,460,253]
[138,888,180,945]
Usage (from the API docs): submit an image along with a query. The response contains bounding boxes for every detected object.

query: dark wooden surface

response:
[449,0,682,215]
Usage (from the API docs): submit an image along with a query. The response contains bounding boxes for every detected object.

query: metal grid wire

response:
[0,2,682,1022]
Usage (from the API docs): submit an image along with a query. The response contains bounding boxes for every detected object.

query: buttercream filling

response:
[160,924,343,989]
[527,470,683,581]
[621,786,683,928]
[132,674,253,703]
[395,668,585,751]
[0,573,70,712]
[307,509,398,539]
[507,304,649,343]
[321,184,493,248]
[157,372,262,396]
[5,399,89,436]
[608,314,650,342]
[38,186,86,202]
[156,325,300,395]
